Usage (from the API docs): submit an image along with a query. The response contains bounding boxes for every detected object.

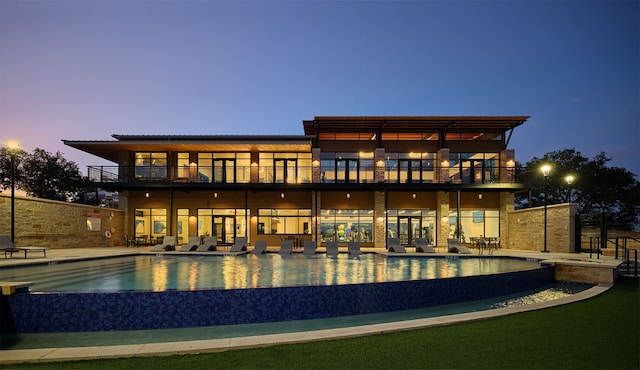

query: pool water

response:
[2,281,592,349]
[0,254,541,292]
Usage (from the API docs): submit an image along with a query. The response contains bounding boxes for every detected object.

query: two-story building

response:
[64,116,528,249]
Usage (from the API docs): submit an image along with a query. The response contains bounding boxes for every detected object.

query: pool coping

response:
[0,283,611,364]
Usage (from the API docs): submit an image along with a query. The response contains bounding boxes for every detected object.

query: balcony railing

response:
[87,165,518,185]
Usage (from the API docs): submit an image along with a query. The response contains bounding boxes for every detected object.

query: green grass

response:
[5,277,639,369]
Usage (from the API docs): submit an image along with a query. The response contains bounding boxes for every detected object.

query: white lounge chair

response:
[196,236,217,252]
[415,238,436,253]
[303,240,317,255]
[178,236,201,252]
[387,238,406,253]
[0,235,47,259]
[447,238,472,254]
[151,236,176,251]
[279,240,293,255]
[230,237,247,252]
[348,241,362,255]
[251,240,267,254]
[325,241,339,256]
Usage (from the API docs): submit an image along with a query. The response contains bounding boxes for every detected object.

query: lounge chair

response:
[325,241,339,256]
[251,240,267,254]
[0,235,48,259]
[279,240,294,255]
[230,237,247,252]
[348,241,362,255]
[151,236,176,251]
[303,240,317,255]
[178,236,201,252]
[387,238,406,253]
[415,238,436,253]
[196,236,217,252]
[447,238,472,254]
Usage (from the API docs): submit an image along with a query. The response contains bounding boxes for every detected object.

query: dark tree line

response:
[515,148,639,230]
[0,147,93,203]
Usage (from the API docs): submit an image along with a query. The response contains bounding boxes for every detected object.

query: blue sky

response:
[1,0,638,177]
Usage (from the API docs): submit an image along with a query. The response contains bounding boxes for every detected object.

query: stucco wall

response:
[507,203,577,252]
[0,194,124,249]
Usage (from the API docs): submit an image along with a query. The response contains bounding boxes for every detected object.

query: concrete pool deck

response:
[0,247,620,365]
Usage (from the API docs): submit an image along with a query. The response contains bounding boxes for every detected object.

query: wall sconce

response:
[478,193,483,200]
[346,192,350,199]
[145,192,150,198]
[281,192,285,199]
[213,192,218,198]
[312,160,320,167]
[376,160,385,167]
[441,160,449,168]
[412,193,416,199]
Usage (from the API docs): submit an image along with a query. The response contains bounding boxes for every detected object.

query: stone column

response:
[374,148,386,183]
[374,191,386,248]
[500,191,514,249]
[436,148,450,183]
[312,148,322,183]
[437,191,450,247]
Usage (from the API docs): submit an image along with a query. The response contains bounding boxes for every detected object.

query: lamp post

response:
[541,164,551,253]
[565,175,575,203]
[6,141,19,243]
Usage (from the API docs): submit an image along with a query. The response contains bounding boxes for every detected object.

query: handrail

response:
[611,237,639,276]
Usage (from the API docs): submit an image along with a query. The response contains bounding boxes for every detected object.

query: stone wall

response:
[0,194,124,249]
[507,203,577,252]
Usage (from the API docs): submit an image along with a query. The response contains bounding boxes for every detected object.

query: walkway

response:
[0,247,619,365]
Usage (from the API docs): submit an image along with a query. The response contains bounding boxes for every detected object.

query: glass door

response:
[398,216,421,245]
[213,216,236,244]
[214,159,235,183]
[275,159,298,183]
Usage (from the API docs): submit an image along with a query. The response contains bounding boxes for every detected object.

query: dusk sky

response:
[1,0,638,177]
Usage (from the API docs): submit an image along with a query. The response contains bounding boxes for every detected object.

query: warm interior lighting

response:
[478,193,483,200]
[145,192,150,198]
[281,192,285,199]
[213,192,218,198]
[346,193,350,199]
[412,193,416,199]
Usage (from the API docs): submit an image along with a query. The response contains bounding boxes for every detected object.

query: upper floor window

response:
[444,132,502,141]
[320,152,374,183]
[449,153,499,184]
[318,132,376,140]
[259,153,312,183]
[197,153,250,183]
[134,152,167,179]
[385,152,435,183]
[381,132,439,140]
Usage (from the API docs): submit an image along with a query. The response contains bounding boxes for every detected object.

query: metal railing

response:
[87,165,519,185]
[610,237,639,276]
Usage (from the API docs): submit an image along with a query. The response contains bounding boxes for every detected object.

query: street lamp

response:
[541,164,551,253]
[565,175,575,203]
[6,141,20,243]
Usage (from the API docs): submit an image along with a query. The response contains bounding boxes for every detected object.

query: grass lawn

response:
[4,276,638,369]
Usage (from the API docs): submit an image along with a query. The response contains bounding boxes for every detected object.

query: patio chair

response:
[303,240,317,255]
[325,241,339,256]
[447,238,472,254]
[196,236,217,252]
[0,235,48,259]
[415,238,436,253]
[230,237,247,252]
[178,236,201,252]
[251,240,267,254]
[386,238,406,253]
[279,240,294,255]
[348,241,362,255]
[151,236,176,251]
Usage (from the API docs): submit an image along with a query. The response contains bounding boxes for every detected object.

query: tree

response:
[516,148,640,230]
[0,147,91,202]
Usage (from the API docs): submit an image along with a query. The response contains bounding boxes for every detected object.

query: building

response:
[64,116,528,249]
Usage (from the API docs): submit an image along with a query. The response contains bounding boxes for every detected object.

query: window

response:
[449,209,499,241]
[385,152,435,183]
[320,209,374,243]
[176,209,189,244]
[320,152,374,184]
[198,209,249,244]
[386,209,437,245]
[176,153,191,179]
[259,153,312,183]
[197,153,250,183]
[134,152,167,179]
[258,209,311,234]
[449,153,499,184]
[134,208,167,242]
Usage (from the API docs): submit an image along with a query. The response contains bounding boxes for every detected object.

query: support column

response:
[436,148,450,183]
[374,148,386,183]
[437,191,450,248]
[374,190,386,248]
[312,148,322,183]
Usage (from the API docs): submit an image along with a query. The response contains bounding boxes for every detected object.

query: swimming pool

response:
[2,254,555,333]
[0,254,542,292]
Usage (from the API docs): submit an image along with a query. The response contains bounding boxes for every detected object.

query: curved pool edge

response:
[0,283,612,365]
